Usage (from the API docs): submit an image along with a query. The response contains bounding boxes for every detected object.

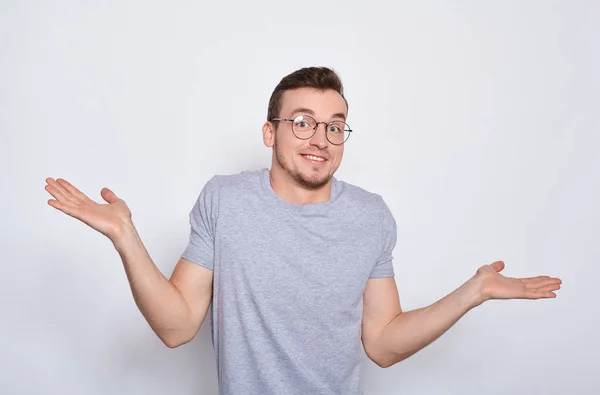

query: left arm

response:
[361,260,562,368]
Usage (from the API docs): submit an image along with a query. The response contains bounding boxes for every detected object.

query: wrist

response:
[110,219,138,250]
[463,276,487,308]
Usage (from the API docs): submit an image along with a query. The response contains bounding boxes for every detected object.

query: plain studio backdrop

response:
[1,1,598,394]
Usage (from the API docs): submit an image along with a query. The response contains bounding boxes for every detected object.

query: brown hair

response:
[267,66,348,121]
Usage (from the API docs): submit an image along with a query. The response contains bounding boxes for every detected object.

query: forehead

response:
[279,87,347,118]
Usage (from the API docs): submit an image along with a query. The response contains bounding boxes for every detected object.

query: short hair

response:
[267,66,348,121]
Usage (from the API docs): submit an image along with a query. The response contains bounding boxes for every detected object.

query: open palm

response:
[476,261,562,301]
[45,178,131,240]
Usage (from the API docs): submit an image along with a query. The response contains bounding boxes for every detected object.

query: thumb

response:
[100,187,120,204]
[491,260,505,273]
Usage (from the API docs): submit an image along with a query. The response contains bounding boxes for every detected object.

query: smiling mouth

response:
[301,154,327,163]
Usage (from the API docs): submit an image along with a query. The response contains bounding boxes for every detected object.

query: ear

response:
[262,121,275,148]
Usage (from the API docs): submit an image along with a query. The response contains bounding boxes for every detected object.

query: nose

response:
[309,123,328,149]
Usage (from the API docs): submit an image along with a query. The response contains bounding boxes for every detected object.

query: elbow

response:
[162,336,190,349]
[378,351,415,368]
[373,356,395,369]
[377,360,393,369]
[159,331,194,349]
[156,320,200,349]
[368,349,406,368]
[366,348,396,369]
[163,338,184,349]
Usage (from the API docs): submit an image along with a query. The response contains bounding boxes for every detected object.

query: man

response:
[45,66,562,395]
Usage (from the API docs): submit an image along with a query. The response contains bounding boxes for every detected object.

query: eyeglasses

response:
[270,114,352,145]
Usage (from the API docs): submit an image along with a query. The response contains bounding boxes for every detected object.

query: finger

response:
[531,283,562,293]
[533,291,557,299]
[491,261,505,273]
[45,180,71,203]
[528,277,562,288]
[100,187,120,204]
[526,286,559,299]
[48,198,81,218]
[56,178,92,203]
[520,276,551,283]
[520,276,560,285]
[46,178,75,202]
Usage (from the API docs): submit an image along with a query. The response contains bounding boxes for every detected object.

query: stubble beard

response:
[273,137,331,190]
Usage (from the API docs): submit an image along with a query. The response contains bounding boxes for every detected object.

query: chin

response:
[294,170,332,190]
[274,148,335,189]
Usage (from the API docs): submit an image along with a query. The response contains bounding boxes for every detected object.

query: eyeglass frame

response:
[269,114,353,145]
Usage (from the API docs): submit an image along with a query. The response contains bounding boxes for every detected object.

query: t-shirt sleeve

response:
[181,176,219,270]
[369,197,397,278]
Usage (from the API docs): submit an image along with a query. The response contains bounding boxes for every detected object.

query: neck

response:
[268,166,332,205]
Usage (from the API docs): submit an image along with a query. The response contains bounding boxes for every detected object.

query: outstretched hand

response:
[45,178,132,241]
[474,261,562,304]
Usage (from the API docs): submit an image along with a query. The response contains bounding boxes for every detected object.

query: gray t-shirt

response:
[182,168,396,395]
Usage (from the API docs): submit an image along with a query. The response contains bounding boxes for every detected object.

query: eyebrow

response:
[289,108,347,121]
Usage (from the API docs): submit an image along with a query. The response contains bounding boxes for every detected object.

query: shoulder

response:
[199,169,264,206]
[336,180,391,223]
[336,180,397,241]
[335,179,385,207]
[210,168,263,191]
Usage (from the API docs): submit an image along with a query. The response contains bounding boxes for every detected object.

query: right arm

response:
[45,177,213,348]
[113,224,213,348]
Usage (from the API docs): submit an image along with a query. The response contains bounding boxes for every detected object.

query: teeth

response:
[304,155,325,162]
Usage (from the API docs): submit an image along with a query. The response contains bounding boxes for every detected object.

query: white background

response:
[1,1,598,394]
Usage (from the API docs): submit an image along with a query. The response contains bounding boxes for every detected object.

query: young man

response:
[45,67,561,395]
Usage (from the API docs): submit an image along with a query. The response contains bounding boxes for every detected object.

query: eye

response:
[328,121,346,133]
[293,115,312,129]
